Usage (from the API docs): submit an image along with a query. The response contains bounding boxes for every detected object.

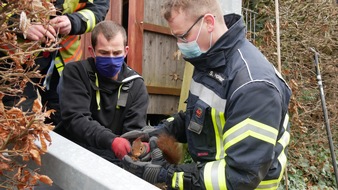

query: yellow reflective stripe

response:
[62,0,80,13]
[171,172,184,189]
[55,56,64,75]
[59,36,82,64]
[78,9,96,32]
[255,178,279,190]
[223,118,278,151]
[62,43,82,63]
[204,160,226,190]
[95,73,100,110]
[277,114,290,182]
[256,114,290,190]
[211,108,226,160]
[116,84,123,109]
[166,116,174,122]
[278,114,290,171]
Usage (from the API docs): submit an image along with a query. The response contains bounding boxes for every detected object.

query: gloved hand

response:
[122,136,168,184]
[120,125,157,141]
[122,155,167,184]
[112,137,131,160]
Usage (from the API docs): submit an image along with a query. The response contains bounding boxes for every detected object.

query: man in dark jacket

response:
[122,0,292,189]
[57,20,149,166]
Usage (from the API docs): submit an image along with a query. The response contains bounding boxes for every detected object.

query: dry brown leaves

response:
[257,1,338,134]
[0,96,55,189]
[0,0,59,189]
[253,0,337,185]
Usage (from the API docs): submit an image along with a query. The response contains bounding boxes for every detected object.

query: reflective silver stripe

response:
[256,180,279,189]
[223,118,278,151]
[273,66,291,90]
[230,80,282,100]
[238,49,253,81]
[171,172,184,189]
[278,130,290,148]
[122,75,142,83]
[190,79,226,113]
[278,113,290,172]
[204,160,226,190]
[283,114,289,130]
[256,114,290,190]
[211,108,225,160]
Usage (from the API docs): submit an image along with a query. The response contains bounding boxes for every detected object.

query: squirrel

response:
[156,133,183,165]
[130,137,148,161]
[130,134,184,165]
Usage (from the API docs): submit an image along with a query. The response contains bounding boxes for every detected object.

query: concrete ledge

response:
[31,131,159,190]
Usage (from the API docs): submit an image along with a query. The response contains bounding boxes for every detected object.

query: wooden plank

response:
[106,0,123,23]
[127,0,144,74]
[142,0,186,115]
[147,86,181,96]
[178,62,194,112]
[80,0,123,60]
[147,95,179,115]
[142,22,172,36]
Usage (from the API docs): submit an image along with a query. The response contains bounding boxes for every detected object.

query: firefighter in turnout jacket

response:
[122,0,292,189]
[2,0,110,125]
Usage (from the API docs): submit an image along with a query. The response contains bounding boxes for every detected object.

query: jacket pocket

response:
[187,100,216,161]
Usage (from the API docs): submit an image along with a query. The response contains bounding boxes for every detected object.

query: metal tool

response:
[310,47,338,187]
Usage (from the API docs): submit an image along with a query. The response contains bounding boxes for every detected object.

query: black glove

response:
[121,125,157,141]
[122,136,168,184]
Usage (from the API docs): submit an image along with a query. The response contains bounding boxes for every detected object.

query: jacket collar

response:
[184,14,246,71]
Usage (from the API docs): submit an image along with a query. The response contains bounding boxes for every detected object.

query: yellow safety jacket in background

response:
[54,0,110,75]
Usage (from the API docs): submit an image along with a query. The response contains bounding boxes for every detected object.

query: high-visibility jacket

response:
[161,14,292,190]
[53,0,110,75]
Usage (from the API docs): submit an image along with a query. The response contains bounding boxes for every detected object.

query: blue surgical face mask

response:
[177,17,213,59]
[95,56,124,78]
[177,18,204,58]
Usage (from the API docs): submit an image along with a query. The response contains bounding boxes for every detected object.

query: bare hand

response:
[50,15,72,35]
[25,23,56,43]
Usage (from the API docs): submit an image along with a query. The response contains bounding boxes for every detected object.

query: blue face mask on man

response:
[177,17,213,59]
[95,56,124,78]
[177,18,204,58]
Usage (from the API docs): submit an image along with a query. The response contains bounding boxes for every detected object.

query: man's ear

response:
[124,46,129,57]
[88,46,95,57]
[204,14,215,33]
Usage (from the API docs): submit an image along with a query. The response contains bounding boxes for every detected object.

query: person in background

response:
[122,0,292,189]
[2,0,110,125]
[56,20,149,166]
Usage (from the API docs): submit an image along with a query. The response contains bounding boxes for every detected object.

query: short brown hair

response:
[91,20,127,48]
[162,0,224,23]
